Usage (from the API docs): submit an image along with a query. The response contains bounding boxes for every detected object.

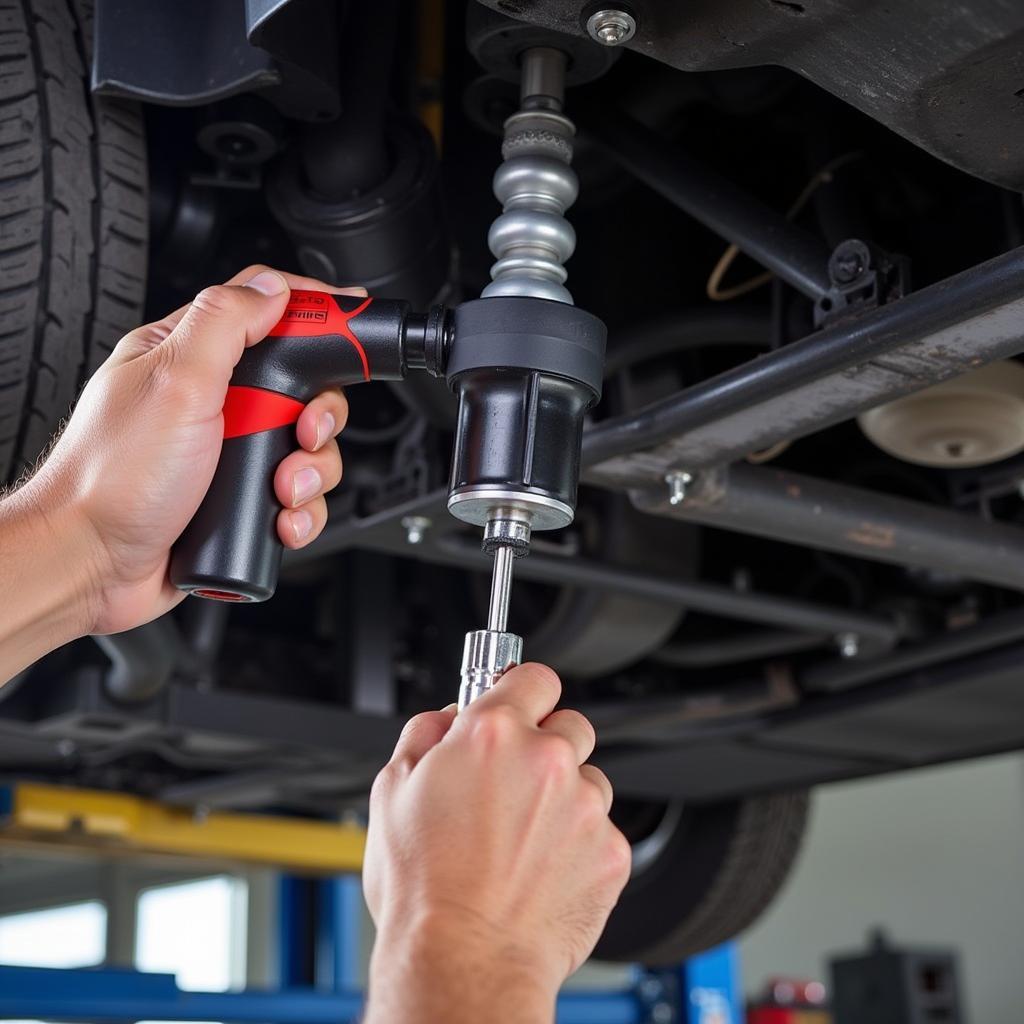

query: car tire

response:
[596,790,810,965]
[0,0,147,482]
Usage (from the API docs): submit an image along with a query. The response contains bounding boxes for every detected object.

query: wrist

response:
[366,910,558,1024]
[0,475,105,665]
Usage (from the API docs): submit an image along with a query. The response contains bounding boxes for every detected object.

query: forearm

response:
[364,917,557,1024]
[0,480,100,685]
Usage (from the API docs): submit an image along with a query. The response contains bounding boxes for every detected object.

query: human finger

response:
[295,390,349,452]
[273,440,343,510]
[539,708,596,765]
[579,763,615,815]
[464,662,562,726]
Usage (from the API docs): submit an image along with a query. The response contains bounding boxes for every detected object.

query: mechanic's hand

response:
[19,265,358,636]
[362,665,631,1023]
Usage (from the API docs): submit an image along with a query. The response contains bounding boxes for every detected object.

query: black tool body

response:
[170,290,427,602]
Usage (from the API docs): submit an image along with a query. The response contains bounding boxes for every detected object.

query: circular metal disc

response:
[447,486,573,531]
[858,359,1024,468]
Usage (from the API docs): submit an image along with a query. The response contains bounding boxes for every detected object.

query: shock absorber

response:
[452,47,604,708]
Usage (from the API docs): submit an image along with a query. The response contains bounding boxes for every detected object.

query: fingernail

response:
[244,270,287,296]
[441,703,458,713]
[289,508,313,543]
[291,467,321,506]
[315,411,335,451]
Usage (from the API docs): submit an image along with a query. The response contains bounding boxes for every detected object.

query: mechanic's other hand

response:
[20,265,359,636]
[363,665,631,1021]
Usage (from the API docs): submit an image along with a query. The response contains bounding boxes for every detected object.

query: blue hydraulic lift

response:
[0,874,742,1023]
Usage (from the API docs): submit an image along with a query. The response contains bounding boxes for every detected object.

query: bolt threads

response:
[482,86,578,304]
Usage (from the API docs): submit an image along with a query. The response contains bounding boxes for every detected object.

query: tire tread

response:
[638,791,810,965]
[0,0,146,480]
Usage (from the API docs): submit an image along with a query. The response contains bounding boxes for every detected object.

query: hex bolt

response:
[400,515,432,545]
[830,240,870,284]
[665,470,693,506]
[836,631,860,658]
[585,8,637,46]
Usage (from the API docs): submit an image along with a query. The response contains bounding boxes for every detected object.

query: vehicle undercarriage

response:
[2,0,1024,961]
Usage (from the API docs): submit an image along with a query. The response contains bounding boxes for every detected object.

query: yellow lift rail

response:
[0,782,365,873]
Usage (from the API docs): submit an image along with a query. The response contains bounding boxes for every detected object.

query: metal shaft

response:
[486,544,516,632]
[459,529,527,707]
[482,46,577,305]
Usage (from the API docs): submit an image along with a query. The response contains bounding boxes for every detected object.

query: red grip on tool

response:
[169,289,412,602]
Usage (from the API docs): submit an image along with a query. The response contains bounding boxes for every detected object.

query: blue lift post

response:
[685,944,743,1024]
[0,870,742,1023]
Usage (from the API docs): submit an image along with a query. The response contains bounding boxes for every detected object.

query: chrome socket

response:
[458,629,524,709]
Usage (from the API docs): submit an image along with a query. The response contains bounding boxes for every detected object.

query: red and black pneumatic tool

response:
[168,290,451,603]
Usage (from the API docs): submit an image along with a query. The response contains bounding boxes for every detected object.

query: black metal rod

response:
[633,464,1024,593]
[579,108,833,301]
[435,536,898,645]
[582,244,1024,474]
[653,629,823,669]
[580,671,800,742]
[802,607,1024,693]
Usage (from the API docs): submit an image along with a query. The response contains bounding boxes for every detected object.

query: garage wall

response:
[739,751,1024,1023]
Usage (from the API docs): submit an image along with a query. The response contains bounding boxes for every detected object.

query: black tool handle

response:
[170,290,411,602]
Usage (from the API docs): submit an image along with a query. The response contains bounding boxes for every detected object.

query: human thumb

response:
[162,270,290,391]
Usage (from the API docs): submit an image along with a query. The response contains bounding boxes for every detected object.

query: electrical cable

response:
[707,151,863,301]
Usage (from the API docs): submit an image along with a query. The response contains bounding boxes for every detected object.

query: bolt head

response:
[586,8,637,46]
[401,515,432,545]
[836,631,860,658]
[830,240,870,284]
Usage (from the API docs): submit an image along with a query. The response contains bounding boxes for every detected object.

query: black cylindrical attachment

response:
[171,290,446,602]
[448,369,594,528]
[445,296,606,529]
